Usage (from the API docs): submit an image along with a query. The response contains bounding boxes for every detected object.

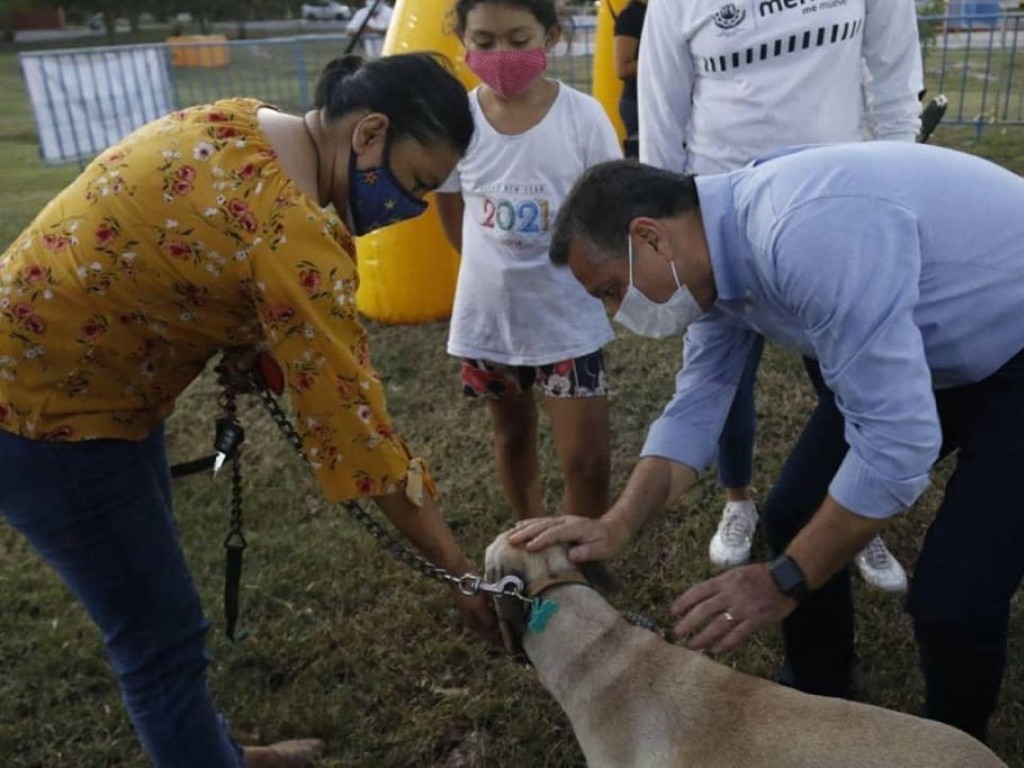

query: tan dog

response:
[484,531,1006,768]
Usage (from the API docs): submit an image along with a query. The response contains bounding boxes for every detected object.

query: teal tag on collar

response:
[527,597,559,634]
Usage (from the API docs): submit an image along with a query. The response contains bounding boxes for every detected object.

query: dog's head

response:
[484,529,619,658]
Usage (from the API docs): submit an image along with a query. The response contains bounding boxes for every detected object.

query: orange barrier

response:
[167,35,230,68]
[12,8,65,30]
[592,0,627,143]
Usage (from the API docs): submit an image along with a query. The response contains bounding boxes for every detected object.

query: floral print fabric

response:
[0,98,433,504]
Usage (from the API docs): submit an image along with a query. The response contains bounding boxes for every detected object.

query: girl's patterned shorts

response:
[460,349,608,401]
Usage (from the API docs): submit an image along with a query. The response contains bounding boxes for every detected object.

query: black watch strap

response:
[769,554,809,602]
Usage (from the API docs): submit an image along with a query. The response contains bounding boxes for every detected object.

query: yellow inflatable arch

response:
[355,0,625,323]
[591,0,627,144]
[354,0,477,324]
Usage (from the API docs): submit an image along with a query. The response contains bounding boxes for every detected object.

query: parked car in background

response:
[301,1,353,21]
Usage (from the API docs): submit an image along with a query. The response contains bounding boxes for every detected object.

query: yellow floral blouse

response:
[0,98,433,504]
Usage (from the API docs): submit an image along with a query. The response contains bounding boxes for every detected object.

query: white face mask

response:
[613,235,704,339]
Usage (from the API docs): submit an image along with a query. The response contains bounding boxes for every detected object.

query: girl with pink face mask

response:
[436,0,621,523]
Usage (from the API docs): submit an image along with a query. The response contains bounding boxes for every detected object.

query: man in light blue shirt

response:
[510,142,1024,743]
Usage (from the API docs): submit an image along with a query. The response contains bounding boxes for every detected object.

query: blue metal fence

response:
[16,11,1024,165]
[18,25,595,164]
[921,12,1024,131]
[153,28,595,113]
[20,44,173,164]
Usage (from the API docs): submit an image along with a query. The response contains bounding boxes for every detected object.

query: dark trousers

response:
[717,335,765,490]
[619,96,639,159]
[761,348,1024,742]
[0,426,243,766]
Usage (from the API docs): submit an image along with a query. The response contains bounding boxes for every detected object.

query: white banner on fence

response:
[19,47,173,165]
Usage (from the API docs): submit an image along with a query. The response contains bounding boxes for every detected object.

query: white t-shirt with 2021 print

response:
[440,84,620,366]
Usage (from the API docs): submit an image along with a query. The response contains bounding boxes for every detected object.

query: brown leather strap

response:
[525,569,591,599]
[494,593,529,658]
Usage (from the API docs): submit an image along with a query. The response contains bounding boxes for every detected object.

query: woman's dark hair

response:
[449,0,571,41]
[313,53,474,154]
[550,160,700,266]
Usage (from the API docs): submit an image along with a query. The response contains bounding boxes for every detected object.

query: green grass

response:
[0,57,79,246]
[922,43,1024,124]
[1,48,1024,767]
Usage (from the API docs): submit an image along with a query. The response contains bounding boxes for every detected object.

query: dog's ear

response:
[483,535,511,582]
[580,560,621,595]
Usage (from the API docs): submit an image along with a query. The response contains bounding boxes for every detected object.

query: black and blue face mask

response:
[347,142,428,236]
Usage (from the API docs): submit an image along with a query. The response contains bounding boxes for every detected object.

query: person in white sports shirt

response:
[435,0,621,524]
[345,0,393,58]
[638,0,923,593]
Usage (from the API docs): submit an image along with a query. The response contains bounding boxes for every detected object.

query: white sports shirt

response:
[638,0,924,173]
[440,85,621,366]
[345,3,393,58]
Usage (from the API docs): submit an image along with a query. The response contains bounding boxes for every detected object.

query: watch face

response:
[771,556,807,599]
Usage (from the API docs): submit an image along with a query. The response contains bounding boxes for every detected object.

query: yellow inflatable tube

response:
[354,0,478,324]
[355,0,627,323]
[591,0,627,144]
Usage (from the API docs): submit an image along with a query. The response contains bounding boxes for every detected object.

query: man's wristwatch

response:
[769,554,809,602]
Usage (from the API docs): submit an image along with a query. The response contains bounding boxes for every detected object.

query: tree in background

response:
[1,0,53,41]
[1,0,26,42]
[181,0,292,35]
[5,0,298,41]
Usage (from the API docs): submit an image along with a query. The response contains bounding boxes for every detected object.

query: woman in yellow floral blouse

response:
[0,53,497,767]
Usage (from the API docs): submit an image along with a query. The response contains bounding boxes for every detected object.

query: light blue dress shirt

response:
[642,142,1024,519]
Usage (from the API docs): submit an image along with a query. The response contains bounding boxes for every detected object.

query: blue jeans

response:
[0,426,244,767]
[717,335,765,490]
[762,349,1024,742]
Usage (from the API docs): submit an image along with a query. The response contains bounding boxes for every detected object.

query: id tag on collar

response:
[527,597,559,634]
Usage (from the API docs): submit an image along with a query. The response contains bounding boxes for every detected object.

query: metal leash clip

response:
[457,573,528,602]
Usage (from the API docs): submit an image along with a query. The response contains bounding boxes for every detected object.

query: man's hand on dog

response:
[670,564,798,654]
[508,515,630,563]
[508,515,798,656]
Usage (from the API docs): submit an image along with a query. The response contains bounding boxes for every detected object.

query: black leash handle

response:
[224,532,246,642]
[214,379,248,642]
[169,454,216,479]
[919,94,948,144]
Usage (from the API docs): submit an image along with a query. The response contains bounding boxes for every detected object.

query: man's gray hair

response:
[550,160,700,266]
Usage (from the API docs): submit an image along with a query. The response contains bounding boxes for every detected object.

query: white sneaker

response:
[855,536,907,593]
[709,500,759,569]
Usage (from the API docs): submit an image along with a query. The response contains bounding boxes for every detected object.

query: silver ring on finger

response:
[721,611,737,622]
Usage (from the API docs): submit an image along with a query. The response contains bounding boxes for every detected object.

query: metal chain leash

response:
[222,387,246,552]
[248,377,527,602]
[622,610,676,643]
[204,362,670,631]
[217,385,248,641]
[246,375,679,626]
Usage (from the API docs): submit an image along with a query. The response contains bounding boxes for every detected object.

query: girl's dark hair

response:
[449,0,570,40]
[313,53,474,153]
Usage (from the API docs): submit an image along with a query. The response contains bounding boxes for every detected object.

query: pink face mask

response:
[464,48,548,99]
